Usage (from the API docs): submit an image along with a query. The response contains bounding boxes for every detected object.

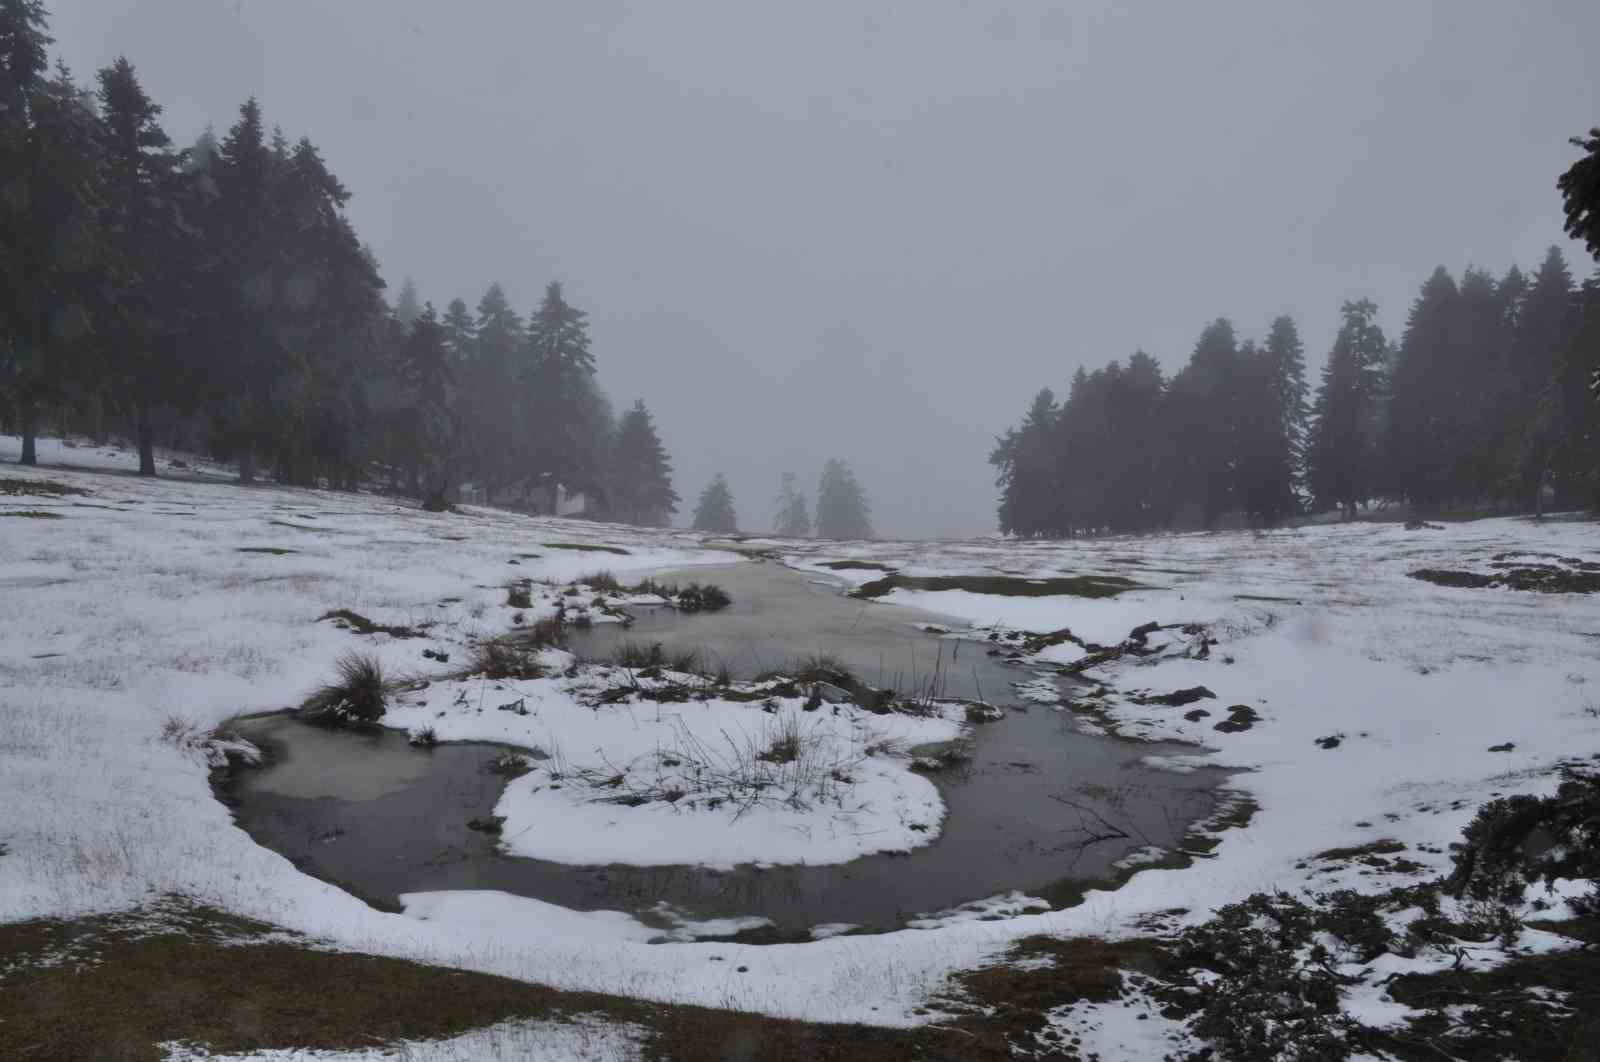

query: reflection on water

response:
[226,562,1226,935]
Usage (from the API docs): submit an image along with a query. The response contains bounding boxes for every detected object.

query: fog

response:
[50,0,1597,537]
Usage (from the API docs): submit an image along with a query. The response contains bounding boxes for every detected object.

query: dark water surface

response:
[227,562,1225,937]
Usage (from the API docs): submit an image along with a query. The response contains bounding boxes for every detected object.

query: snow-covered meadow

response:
[3,435,1598,1054]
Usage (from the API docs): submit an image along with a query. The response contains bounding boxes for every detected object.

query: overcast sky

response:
[49,0,1598,538]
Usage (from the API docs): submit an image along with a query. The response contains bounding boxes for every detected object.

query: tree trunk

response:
[1534,453,1551,522]
[238,449,256,485]
[19,401,38,465]
[548,481,561,515]
[137,399,156,477]
[88,393,106,445]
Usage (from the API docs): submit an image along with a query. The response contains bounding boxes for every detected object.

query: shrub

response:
[409,726,438,748]
[1171,891,1373,1059]
[579,570,622,592]
[302,653,388,726]
[613,642,665,669]
[486,751,535,777]
[1447,769,1600,918]
[758,714,804,764]
[505,581,532,609]
[473,641,545,680]
[521,614,565,648]
[675,582,731,613]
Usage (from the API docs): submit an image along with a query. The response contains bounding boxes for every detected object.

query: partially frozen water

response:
[226,562,1227,937]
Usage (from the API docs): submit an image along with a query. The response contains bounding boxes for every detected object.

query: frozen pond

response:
[225,562,1227,938]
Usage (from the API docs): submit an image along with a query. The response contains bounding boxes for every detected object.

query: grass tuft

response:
[505,581,533,609]
[472,641,545,680]
[301,653,388,726]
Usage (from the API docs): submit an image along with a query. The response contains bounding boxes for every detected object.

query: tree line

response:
[688,460,874,539]
[0,3,680,524]
[992,133,1600,535]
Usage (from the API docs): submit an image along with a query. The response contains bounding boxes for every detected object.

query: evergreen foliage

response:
[996,242,1600,536]
[1559,128,1600,260]
[815,458,872,540]
[611,400,678,526]
[0,6,680,525]
[93,56,193,477]
[691,473,738,533]
[1306,300,1388,519]
[773,471,811,537]
[524,281,600,510]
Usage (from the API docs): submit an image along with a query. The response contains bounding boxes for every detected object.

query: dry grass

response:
[300,653,387,726]
[471,640,546,680]
[504,581,533,609]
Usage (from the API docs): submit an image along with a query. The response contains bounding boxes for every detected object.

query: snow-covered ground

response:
[3,435,1598,1054]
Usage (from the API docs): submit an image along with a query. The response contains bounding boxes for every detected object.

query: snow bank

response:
[5,437,1598,1034]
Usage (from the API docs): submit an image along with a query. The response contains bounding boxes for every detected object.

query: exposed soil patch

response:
[1410,565,1600,594]
[1377,949,1600,1061]
[938,935,1163,1054]
[1213,705,1261,733]
[0,477,87,497]
[814,560,899,573]
[0,902,624,1062]
[237,546,298,555]
[316,608,426,639]
[1308,838,1408,863]
[0,509,64,518]
[268,519,341,534]
[852,572,1144,600]
[544,542,631,555]
[0,898,1079,1062]
[1136,686,1217,708]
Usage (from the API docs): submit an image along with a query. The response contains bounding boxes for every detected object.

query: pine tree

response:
[2,61,103,467]
[399,304,455,507]
[271,135,382,486]
[691,473,738,533]
[1114,351,1172,530]
[1453,267,1511,501]
[815,458,872,539]
[206,97,283,482]
[774,472,811,537]
[440,297,475,367]
[524,280,598,510]
[990,387,1058,536]
[1308,299,1388,518]
[1550,269,1600,504]
[611,400,678,525]
[393,277,422,329]
[94,56,192,476]
[1514,249,1581,508]
[1388,268,1461,510]
[571,376,616,516]
[1166,319,1245,525]
[1263,316,1310,483]
[1559,128,1600,260]
[1234,339,1299,525]
[463,282,525,496]
[0,3,55,455]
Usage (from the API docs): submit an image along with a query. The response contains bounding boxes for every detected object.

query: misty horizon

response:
[45,0,1600,536]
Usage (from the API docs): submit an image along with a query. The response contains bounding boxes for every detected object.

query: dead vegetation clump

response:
[471,640,547,680]
[674,582,731,612]
[316,608,424,639]
[300,653,388,726]
[852,571,1143,600]
[563,711,870,817]
[504,580,533,609]
[0,477,86,497]
[1410,565,1600,594]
